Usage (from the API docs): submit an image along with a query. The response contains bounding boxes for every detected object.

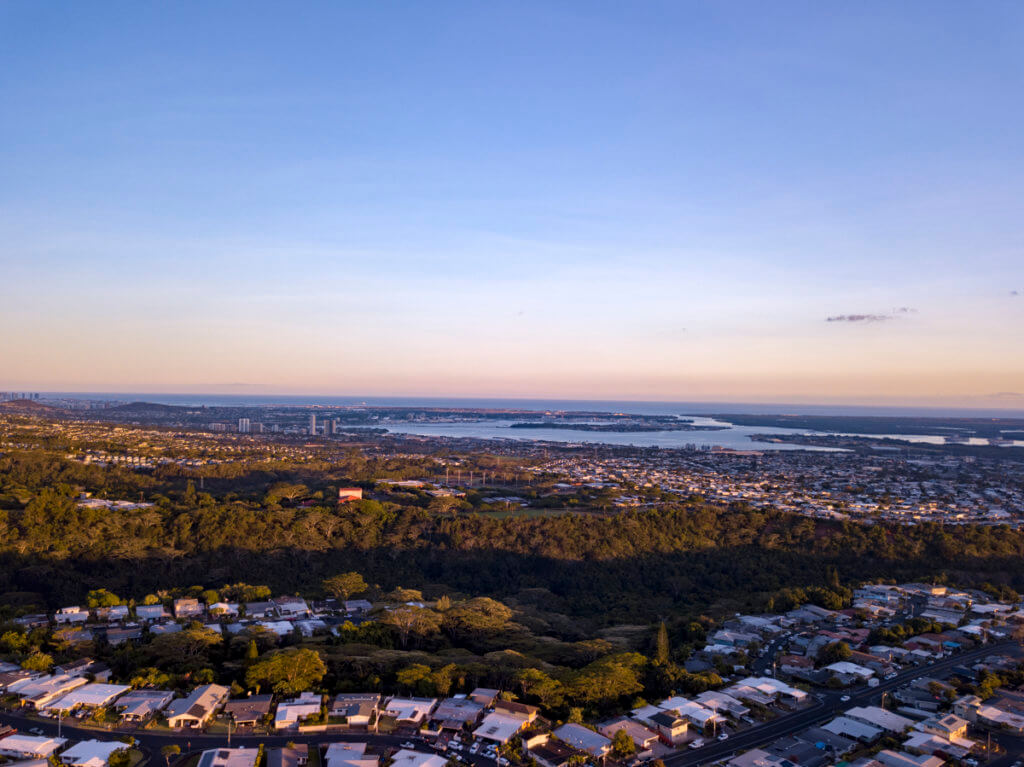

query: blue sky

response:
[1,1,1022,404]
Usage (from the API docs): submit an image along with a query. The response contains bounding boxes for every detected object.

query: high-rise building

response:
[238,418,250,433]
[309,414,317,435]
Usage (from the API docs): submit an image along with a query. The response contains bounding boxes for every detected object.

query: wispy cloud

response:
[827,313,892,323]
[826,307,917,323]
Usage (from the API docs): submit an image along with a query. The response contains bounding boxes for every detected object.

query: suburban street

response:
[665,639,1024,766]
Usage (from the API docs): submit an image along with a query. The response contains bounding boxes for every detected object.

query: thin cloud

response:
[826,314,892,323]
[826,307,917,323]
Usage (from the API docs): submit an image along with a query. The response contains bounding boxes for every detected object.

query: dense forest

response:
[2,449,1024,626]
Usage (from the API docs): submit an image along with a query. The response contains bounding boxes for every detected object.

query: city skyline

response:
[2,2,1022,406]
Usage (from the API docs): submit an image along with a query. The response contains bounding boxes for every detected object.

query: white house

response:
[59,740,127,767]
[275,692,323,729]
[165,684,229,728]
[0,734,67,759]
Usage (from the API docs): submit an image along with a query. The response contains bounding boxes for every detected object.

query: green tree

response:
[246,648,326,694]
[396,663,433,694]
[611,729,636,757]
[22,651,53,673]
[130,667,171,689]
[654,621,670,665]
[0,630,28,653]
[87,588,122,608]
[443,597,512,640]
[161,745,181,767]
[818,641,853,667]
[382,606,441,649]
[322,572,368,601]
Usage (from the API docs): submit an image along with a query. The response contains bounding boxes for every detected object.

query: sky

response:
[1,1,1023,407]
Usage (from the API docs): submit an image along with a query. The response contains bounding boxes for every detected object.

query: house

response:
[95,606,129,623]
[165,684,230,728]
[208,602,240,617]
[918,713,969,741]
[44,683,131,712]
[242,601,276,619]
[825,662,875,681]
[116,689,174,722]
[528,738,587,767]
[823,716,883,743]
[976,705,1024,733]
[382,697,438,726]
[0,734,67,759]
[59,740,126,767]
[55,607,89,625]
[431,697,485,730]
[765,736,832,767]
[493,699,539,721]
[272,597,310,617]
[553,723,611,757]
[9,674,90,709]
[135,604,169,621]
[388,750,446,767]
[267,745,309,767]
[329,694,380,726]
[275,692,323,729]
[105,627,143,646]
[695,691,751,718]
[779,655,815,674]
[846,707,914,734]
[323,742,379,767]
[344,600,374,615]
[173,599,204,619]
[902,731,972,759]
[597,717,660,750]
[54,659,111,683]
[469,688,500,707]
[0,670,34,691]
[726,749,793,767]
[649,710,689,745]
[338,488,364,503]
[874,750,944,767]
[474,712,532,744]
[223,695,274,726]
[196,748,259,767]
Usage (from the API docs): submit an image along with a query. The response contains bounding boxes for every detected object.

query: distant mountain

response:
[0,399,60,413]
[109,401,188,413]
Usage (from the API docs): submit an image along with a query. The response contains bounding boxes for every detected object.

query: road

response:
[665,639,1023,766]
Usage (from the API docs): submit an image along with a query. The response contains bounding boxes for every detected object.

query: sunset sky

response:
[1,2,1022,406]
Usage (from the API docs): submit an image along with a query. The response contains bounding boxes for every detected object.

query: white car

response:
[688,739,705,749]
[717,733,729,741]
[840,695,851,702]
